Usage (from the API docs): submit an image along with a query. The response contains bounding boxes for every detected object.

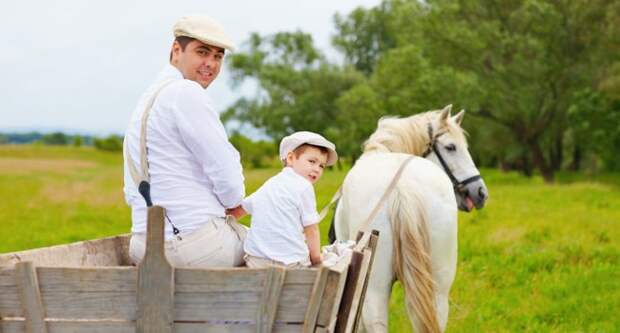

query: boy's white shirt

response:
[242,167,320,265]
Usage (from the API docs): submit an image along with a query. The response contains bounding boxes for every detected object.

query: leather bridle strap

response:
[423,123,481,192]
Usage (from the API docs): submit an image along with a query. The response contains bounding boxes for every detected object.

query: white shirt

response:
[242,167,320,264]
[123,64,245,239]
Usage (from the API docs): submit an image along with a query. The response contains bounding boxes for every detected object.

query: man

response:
[123,15,246,267]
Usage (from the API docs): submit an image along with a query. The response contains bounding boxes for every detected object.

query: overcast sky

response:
[0,0,379,135]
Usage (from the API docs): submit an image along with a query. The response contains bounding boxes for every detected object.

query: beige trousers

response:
[244,254,311,269]
[129,216,247,268]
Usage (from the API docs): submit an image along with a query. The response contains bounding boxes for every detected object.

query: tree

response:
[73,135,83,147]
[333,0,619,182]
[93,135,123,152]
[568,89,620,170]
[229,132,278,168]
[224,31,364,150]
[41,132,69,145]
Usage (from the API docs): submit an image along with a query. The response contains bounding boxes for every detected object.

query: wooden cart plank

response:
[340,249,372,333]
[136,206,174,333]
[0,266,22,317]
[256,267,286,333]
[0,320,310,333]
[274,283,314,322]
[302,266,329,332]
[352,231,379,333]
[175,269,268,292]
[15,261,48,333]
[0,235,130,267]
[316,254,352,330]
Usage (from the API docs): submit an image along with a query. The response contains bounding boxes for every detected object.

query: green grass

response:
[1,145,618,332]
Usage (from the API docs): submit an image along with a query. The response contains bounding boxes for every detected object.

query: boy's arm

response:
[304,224,322,265]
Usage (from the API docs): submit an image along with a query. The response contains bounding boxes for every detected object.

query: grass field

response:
[0,145,618,332]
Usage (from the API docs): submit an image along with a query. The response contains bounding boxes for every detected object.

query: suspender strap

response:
[124,79,175,206]
[318,155,415,233]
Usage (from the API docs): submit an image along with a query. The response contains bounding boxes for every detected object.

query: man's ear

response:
[170,41,182,63]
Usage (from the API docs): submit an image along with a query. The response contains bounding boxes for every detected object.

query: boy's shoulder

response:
[266,168,313,193]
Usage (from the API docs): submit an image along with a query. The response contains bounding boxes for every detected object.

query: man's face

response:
[286,146,328,184]
[171,39,224,89]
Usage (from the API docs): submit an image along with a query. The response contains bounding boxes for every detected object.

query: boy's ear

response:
[285,151,296,166]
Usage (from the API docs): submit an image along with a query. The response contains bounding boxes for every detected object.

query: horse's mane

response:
[363,110,467,155]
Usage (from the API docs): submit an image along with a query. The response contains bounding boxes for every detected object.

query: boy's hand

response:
[226,206,247,219]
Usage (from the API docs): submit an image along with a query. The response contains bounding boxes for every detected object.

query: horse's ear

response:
[453,109,465,126]
[439,104,452,124]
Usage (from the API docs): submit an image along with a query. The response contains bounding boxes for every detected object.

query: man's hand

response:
[226,205,247,219]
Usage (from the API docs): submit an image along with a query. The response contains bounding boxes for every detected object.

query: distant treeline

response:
[0,132,123,152]
[0,131,278,168]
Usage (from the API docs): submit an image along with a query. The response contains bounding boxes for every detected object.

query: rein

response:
[318,155,416,232]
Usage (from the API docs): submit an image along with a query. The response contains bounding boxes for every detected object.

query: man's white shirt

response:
[123,64,245,239]
[242,167,320,265]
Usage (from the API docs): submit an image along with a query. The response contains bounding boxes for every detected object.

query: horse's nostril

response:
[478,187,486,200]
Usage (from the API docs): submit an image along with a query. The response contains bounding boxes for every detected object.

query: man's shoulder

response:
[161,79,204,97]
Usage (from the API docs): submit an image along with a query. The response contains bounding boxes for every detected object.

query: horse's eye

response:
[445,144,456,152]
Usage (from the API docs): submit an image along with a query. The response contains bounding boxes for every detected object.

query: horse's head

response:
[364,104,488,212]
[424,105,488,211]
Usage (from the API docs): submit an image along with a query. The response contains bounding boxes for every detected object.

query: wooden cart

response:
[0,206,378,333]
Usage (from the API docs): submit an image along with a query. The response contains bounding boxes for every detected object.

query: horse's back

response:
[340,153,454,220]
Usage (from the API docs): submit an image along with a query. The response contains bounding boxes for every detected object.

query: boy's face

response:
[286,146,328,184]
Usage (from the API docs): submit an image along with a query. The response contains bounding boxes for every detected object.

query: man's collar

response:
[158,63,184,81]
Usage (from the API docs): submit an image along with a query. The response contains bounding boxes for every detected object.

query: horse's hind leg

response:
[360,230,395,333]
[360,265,393,332]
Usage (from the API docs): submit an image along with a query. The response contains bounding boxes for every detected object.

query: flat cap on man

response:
[173,15,236,52]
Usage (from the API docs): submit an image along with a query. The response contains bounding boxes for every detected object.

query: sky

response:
[0,0,380,136]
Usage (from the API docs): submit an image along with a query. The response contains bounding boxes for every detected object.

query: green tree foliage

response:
[41,132,69,145]
[568,89,620,170]
[224,31,364,154]
[332,1,402,75]
[332,0,619,181]
[229,132,278,168]
[226,0,618,180]
[93,135,123,152]
[73,135,83,147]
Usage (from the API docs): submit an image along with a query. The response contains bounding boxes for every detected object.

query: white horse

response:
[332,105,488,333]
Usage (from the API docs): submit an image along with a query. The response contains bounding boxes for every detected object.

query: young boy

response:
[228,131,337,268]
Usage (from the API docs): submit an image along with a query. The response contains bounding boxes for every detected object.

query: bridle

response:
[422,123,481,193]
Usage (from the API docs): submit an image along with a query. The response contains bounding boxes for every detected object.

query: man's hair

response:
[169,36,195,61]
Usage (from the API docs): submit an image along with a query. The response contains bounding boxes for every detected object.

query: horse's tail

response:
[389,186,440,333]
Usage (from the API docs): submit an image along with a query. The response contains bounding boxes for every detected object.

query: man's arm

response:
[173,82,245,208]
[304,224,322,265]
